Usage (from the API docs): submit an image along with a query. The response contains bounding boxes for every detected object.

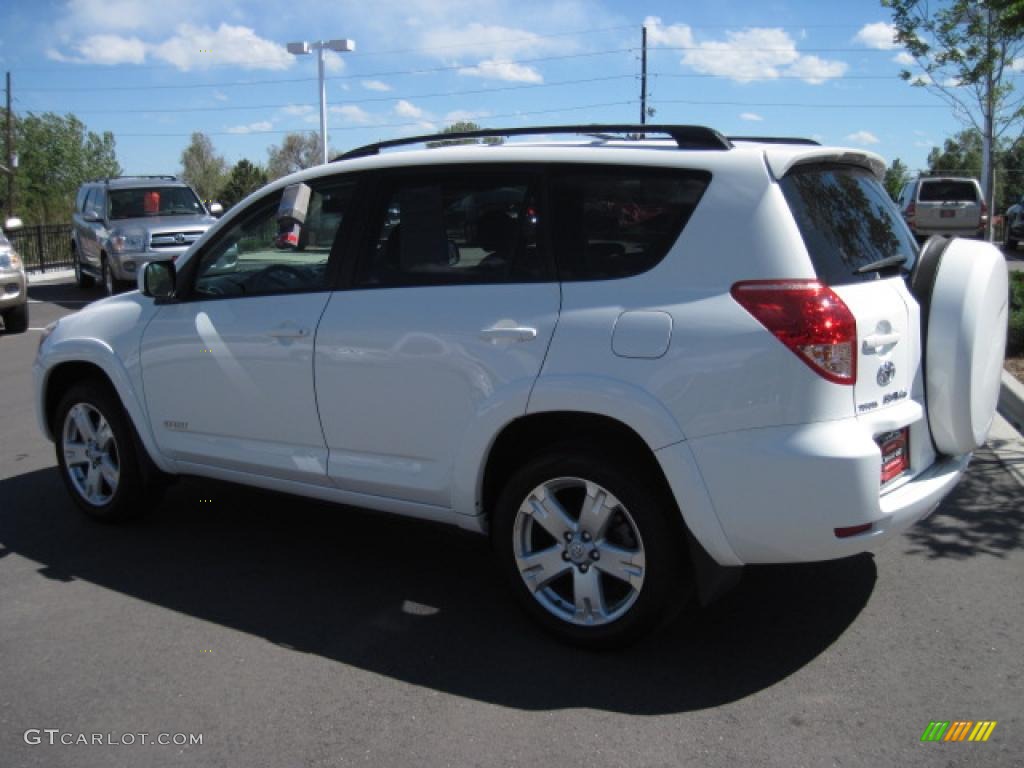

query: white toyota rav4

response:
[34,125,1008,647]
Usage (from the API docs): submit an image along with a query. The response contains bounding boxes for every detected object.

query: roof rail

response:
[335,124,732,161]
[727,136,821,146]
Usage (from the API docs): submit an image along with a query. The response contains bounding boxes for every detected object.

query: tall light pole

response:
[286,39,355,165]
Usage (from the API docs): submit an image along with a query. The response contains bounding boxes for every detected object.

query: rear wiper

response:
[855,255,907,274]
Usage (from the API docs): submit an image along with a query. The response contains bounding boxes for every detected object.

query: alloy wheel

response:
[512,477,645,626]
[62,403,120,506]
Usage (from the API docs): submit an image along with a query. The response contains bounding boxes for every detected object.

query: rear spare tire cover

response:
[914,238,1007,455]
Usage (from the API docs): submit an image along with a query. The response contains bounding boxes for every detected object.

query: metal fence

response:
[8,224,73,273]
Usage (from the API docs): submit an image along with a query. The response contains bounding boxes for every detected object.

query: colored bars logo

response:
[921,721,997,742]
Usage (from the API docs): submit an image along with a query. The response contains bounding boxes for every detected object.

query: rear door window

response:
[918,180,978,202]
[779,164,918,285]
[550,167,709,281]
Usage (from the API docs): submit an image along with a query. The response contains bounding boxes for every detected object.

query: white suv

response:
[33,125,1008,647]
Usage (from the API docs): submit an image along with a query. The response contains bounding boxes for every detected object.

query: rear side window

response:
[550,167,710,281]
[780,165,918,285]
[917,180,978,203]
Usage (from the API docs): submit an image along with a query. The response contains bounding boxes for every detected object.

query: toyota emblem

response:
[174,233,186,244]
[877,361,896,387]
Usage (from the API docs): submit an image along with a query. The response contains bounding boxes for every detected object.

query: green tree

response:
[180,132,227,202]
[266,133,324,180]
[425,121,504,148]
[9,112,120,225]
[926,129,983,175]
[884,0,1024,232]
[884,157,912,200]
[219,159,269,209]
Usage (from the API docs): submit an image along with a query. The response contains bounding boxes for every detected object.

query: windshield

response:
[780,164,918,285]
[108,187,205,219]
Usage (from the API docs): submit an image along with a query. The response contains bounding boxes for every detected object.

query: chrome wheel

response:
[513,477,645,626]
[62,403,120,506]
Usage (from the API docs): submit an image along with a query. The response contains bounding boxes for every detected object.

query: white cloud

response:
[846,130,880,145]
[786,55,848,84]
[893,51,915,66]
[394,100,424,119]
[853,22,898,50]
[362,79,392,92]
[151,24,293,71]
[227,121,273,135]
[330,105,372,124]
[740,112,764,122]
[47,34,146,65]
[645,18,846,84]
[445,109,491,122]
[419,23,561,59]
[458,58,543,83]
[322,50,346,74]
[62,0,202,32]
[212,90,228,102]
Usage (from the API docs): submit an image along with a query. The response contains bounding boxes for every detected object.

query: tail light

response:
[980,198,989,224]
[904,202,916,222]
[731,280,857,385]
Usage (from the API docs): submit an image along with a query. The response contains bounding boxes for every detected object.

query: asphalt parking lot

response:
[1,276,1022,768]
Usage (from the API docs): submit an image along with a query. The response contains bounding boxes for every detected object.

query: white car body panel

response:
[315,283,560,507]
[140,293,333,485]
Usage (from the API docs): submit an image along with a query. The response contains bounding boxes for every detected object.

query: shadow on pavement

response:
[0,466,876,715]
[903,448,1024,559]
[28,280,100,310]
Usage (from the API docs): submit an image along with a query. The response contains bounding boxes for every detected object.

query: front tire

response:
[73,245,95,289]
[2,302,29,333]
[492,448,686,648]
[101,256,119,296]
[55,381,158,522]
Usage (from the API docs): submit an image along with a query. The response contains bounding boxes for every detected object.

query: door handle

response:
[480,325,538,343]
[268,324,310,339]
[863,331,900,351]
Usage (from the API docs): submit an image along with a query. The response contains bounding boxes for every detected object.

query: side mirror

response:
[209,202,224,217]
[140,260,176,299]
[84,210,103,224]
[3,217,23,232]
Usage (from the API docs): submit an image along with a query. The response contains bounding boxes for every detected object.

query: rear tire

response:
[2,302,29,333]
[492,447,687,649]
[54,380,161,522]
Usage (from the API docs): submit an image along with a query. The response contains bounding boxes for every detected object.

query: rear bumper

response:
[686,417,968,564]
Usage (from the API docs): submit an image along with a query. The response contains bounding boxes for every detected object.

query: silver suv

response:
[71,176,221,295]
[897,176,987,241]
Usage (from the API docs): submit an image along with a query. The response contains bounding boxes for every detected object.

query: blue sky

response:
[0,0,997,175]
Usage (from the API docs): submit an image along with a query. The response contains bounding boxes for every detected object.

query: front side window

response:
[108,187,204,219]
[357,174,546,287]
[550,167,710,281]
[193,181,355,298]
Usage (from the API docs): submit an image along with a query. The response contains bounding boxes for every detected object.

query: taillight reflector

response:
[731,280,858,385]
[835,523,873,539]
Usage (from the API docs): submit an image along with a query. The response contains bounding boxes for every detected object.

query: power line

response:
[112,99,639,137]
[33,74,640,115]
[16,48,637,91]
[656,98,948,109]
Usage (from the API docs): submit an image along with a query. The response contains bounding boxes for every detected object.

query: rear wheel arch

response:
[481,412,687,542]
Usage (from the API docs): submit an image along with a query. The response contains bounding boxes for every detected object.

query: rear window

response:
[918,180,978,203]
[550,167,710,281]
[780,164,918,285]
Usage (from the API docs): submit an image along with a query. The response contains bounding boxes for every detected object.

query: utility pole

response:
[640,25,648,126]
[5,71,12,219]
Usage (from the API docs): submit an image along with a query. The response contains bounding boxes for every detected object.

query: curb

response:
[27,269,75,285]
[999,369,1024,434]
